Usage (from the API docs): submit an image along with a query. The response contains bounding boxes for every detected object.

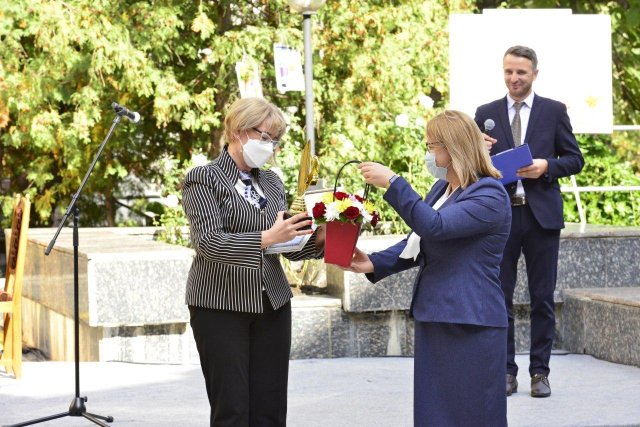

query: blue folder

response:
[491,144,534,185]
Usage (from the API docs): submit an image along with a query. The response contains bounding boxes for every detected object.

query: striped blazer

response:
[182,147,321,313]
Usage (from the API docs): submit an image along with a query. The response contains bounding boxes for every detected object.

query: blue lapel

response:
[496,96,515,149]
[424,180,448,206]
[524,94,544,145]
[424,180,463,210]
[438,185,463,210]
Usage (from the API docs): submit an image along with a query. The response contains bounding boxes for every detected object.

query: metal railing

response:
[560,125,640,231]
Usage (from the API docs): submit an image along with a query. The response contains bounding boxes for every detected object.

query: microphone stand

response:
[4,110,129,427]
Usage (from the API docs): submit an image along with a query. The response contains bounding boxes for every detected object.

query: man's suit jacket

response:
[474,94,584,230]
[367,177,511,328]
[182,147,320,314]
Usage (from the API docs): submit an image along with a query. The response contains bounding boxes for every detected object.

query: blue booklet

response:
[491,144,534,185]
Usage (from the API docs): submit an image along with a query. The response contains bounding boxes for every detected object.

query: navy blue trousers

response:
[499,203,560,377]
[414,321,507,427]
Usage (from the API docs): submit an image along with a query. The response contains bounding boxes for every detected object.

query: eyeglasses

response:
[425,141,444,151]
[251,127,281,148]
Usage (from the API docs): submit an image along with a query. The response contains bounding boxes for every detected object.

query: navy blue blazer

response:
[367,177,511,328]
[474,94,584,230]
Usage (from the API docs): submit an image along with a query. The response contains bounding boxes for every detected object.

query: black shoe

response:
[506,374,518,396]
[531,374,551,397]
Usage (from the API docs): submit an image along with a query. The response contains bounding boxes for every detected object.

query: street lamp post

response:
[286,0,326,157]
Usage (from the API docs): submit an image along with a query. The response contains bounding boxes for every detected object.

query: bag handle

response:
[333,160,370,201]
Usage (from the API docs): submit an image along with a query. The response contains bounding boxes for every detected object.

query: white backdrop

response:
[449,10,613,134]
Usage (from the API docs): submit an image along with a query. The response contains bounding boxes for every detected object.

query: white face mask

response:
[425,148,450,180]
[240,132,274,168]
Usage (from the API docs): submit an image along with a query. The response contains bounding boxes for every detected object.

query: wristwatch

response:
[388,174,400,188]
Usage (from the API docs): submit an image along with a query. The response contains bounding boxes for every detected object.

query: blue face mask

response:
[425,148,450,180]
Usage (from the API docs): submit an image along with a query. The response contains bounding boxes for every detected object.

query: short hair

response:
[504,45,538,71]
[223,97,287,144]
[425,110,502,189]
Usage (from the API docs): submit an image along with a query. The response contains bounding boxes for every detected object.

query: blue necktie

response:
[238,170,267,210]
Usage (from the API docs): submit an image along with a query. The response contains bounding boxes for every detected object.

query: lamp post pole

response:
[287,0,326,157]
[302,11,315,156]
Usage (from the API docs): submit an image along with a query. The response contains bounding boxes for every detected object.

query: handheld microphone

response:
[112,102,141,123]
[484,119,495,137]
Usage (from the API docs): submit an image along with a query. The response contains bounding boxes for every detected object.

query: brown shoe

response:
[506,374,518,396]
[531,374,551,397]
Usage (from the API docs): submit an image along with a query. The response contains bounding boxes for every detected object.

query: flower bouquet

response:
[312,161,378,267]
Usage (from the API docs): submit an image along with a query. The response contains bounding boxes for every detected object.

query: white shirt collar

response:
[507,91,535,110]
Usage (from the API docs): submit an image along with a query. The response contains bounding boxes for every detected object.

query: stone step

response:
[291,295,412,359]
[561,287,640,367]
[14,226,640,365]
[327,224,640,313]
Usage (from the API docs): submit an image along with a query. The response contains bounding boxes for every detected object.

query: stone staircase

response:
[561,287,640,366]
[291,224,640,368]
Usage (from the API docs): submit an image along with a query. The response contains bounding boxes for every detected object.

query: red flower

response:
[371,212,379,227]
[312,202,326,219]
[334,191,349,201]
[354,195,363,203]
[344,206,360,220]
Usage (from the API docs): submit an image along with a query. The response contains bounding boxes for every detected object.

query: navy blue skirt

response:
[414,321,507,427]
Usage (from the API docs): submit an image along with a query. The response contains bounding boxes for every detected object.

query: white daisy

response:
[324,202,341,222]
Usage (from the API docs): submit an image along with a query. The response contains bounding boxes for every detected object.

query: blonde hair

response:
[426,110,502,189]
[224,98,287,144]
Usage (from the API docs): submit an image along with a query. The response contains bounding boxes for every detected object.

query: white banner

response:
[449,10,613,134]
[274,44,305,93]
[235,60,263,99]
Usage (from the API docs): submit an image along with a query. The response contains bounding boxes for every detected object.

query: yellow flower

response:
[363,201,375,213]
[322,193,335,204]
[336,199,353,212]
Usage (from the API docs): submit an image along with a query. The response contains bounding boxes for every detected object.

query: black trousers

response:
[499,203,560,377]
[189,292,292,427]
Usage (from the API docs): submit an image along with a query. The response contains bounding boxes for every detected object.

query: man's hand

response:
[517,159,549,179]
[358,162,395,189]
[483,133,497,154]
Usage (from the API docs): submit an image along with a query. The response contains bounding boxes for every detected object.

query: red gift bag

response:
[322,160,370,267]
[324,221,362,267]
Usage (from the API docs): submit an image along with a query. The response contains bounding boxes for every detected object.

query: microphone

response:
[484,119,495,137]
[112,102,140,123]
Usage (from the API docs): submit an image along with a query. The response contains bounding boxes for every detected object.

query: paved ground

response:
[1,354,639,426]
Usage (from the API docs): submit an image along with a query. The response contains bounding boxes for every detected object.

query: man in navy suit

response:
[474,46,584,398]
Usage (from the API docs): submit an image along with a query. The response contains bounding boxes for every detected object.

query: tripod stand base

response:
[3,397,113,427]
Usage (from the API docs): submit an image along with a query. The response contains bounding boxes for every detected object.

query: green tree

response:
[0,0,472,230]
[0,1,220,225]
[2,0,637,232]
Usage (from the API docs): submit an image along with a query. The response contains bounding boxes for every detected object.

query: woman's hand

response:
[262,211,313,248]
[341,247,374,274]
[358,162,396,189]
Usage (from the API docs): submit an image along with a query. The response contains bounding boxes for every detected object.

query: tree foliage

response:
[1,0,638,231]
[0,0,472,229]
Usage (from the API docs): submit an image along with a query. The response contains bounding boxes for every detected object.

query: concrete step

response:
[291,295,412,359]
[562,287,640,367]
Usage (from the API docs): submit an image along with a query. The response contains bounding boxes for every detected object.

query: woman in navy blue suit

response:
[349,110,512,426]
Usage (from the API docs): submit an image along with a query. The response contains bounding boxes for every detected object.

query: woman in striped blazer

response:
[182,98,325,427]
